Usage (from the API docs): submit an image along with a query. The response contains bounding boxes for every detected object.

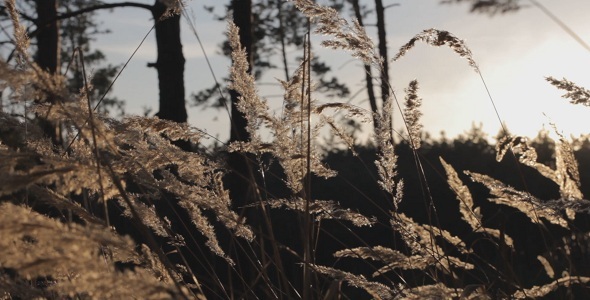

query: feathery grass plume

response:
[546,76,590,107]
[227,22,271,146]
[3,86,253,262]
[24,137,120,201]
[5,0,30,64]
[440,0,522,15]
[544,198,590,219]
[402,80,423,149]
[375,93,403,200]
[0,149,75,197]
[334,246,432,277]
[0,23,68,124]
[466,171,569,228]
[496,136,535,163]
[310,264,396,299]
[34,96,117,151]
[459,285,492,300]
[0,202,188,299]
[282,0,406,210]
[290,0,404,206]
[122,116,205,144]
[3,133,118,205]
[275,63,323,192]
[156,0,185,19]
[512,275,590,299]
[391,213,474,275]
[552,127,583,200]
[137,244,178,284]
[291,0,379,66]
[440,158,514,247]
[6,0,69,106]
[421,221,471,254]
[320,213,471,294]
[0,60,38,101]
[112,117,254,260]
[319,114,357,152]
[537,255,555,279]
[0,273,48,299]
[27,185,105,225]
[314,102,372,119]
[227,22,363,196]
[227,29,337,193]
[393,29,479,72]
[496,135,557,181]
[264,198,375,227]
[118,195,170,237]
[495,133,583,200]
[315,102,372,152]
[398,283,462,300]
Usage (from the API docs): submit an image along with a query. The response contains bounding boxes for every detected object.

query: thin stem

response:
[301,22,313,300]
[64,23,155,154]
[79,48,110,228]
[528,0,590,53]
[277,0,290,81]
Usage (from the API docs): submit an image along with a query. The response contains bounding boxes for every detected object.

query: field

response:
[1,0,590,299]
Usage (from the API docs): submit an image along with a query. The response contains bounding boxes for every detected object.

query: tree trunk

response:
[34,0,61,145]
[351,0,379,131]
[151,1,187,124]
[230,0,253,143]
[35,0,59,73]
[277,0,290,81]
[375,0,389,105]
[34,1,186,124]
[227,0,256,212]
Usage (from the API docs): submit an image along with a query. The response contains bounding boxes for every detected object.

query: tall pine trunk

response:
[34,0,61,145]
[229,0,253,144]
[375,0,389,105]
[35,0,59,74]
[351,0,379,131]
[151,1,187,124]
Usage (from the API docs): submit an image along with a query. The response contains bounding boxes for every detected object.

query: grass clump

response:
[1,0,589,299]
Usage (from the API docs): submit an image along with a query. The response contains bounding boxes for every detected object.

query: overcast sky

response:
[93,0,590,144]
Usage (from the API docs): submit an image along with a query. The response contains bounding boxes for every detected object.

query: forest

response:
[1,0,590,299]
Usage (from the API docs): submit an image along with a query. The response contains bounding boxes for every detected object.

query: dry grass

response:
[0,0,589,299]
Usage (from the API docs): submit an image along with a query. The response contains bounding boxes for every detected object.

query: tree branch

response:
[17,2,154,41]
[1,2,153,24]
[0,5,36,22]
[55,2,154,22]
